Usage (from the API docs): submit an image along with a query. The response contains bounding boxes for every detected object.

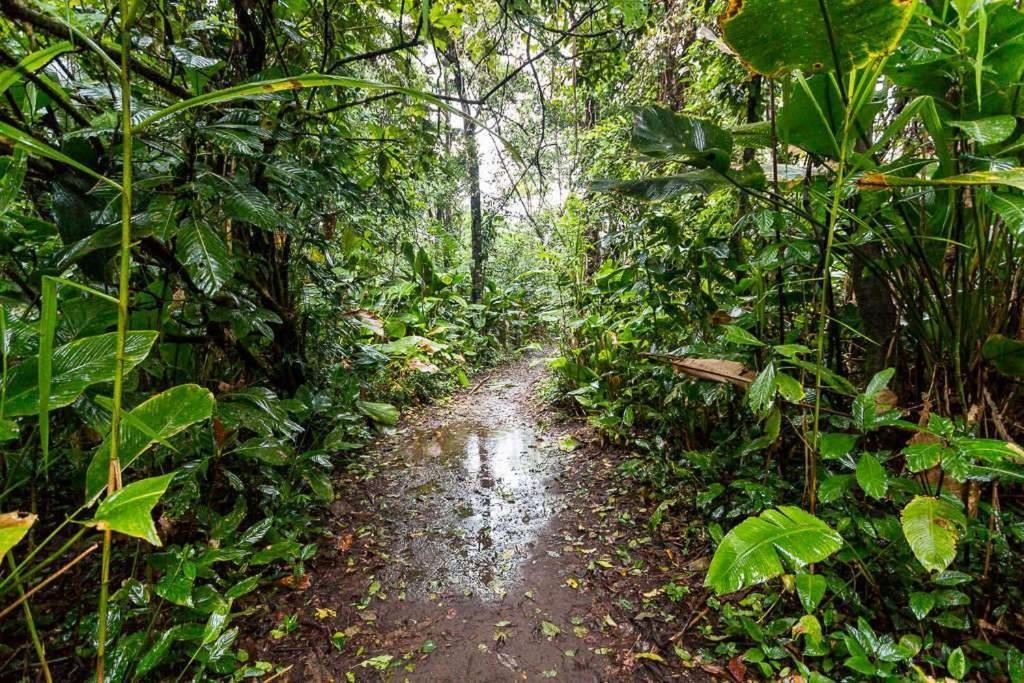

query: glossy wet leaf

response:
[0,511,36,561]
[0,42,73,97]
[706,506,843,594]
[908,591,934,619]
[856,453,888,499]
[720,0,916,77]
[2,331,158,417]
[948,647,966,680]
[89,472,177,546]
[85,384,215,500]
[901,496,966,573]
[795,573,826,613]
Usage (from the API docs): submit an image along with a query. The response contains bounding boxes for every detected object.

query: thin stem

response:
[96,0,133,678]
[5,553,52,683]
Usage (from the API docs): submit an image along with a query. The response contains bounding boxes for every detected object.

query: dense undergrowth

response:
[551,0,1024,681]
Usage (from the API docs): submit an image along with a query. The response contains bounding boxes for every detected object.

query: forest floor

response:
[239,351,720,682]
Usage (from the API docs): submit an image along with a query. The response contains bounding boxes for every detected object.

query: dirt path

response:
[241,352,712,682]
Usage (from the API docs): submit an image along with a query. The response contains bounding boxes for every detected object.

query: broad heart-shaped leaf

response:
[705,506,843,595]
[89,472,176,546]
[908,591,935,620]
[357,400,399,426]
[1,331,158,417]
[0,511,36,562]
[590,171,726,201]
[950,116,1017,146]
[176,220,233,296]
[720,0,916,77]
[901,496,966,573]
[982,334,1024,376]
[856,452,888,499]
[85,384,215,500]
[631,107,733,171]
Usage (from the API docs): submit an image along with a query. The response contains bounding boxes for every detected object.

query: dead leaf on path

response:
[337,533,354,552]
[314,607,337,620]
[727,656,747,682]
[276,573,311,590]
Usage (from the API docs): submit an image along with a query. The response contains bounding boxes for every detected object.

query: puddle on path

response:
[382,420,558,600]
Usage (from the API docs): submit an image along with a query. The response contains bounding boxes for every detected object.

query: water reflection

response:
[386,422,555,600]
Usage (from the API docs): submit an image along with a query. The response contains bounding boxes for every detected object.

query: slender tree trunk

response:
[448,45,485,302]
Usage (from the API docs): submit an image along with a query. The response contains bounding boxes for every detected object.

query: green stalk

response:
[96,1,133,679]
[6,553,52,683]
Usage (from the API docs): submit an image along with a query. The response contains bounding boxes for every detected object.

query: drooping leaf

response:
[591,171,726,201]
[901,496,966,573]
[855,452,888,499]
[89,472,177,546]
[720,0,916,77]
[0,149,27,214]
[0,121,119,189]
[860,168,1024,191]
[0,511,36,561]
[357,400,399,426]
[705,506,843,594]
[85,384,215,500]
[747,362,777,414]
[982,334,1024,376]
[795,573,827,613]
[2,331,158,417]
[631,106,733,171]
[950,116,1017,146]
[176,220,233,296]
[0,42,74,97]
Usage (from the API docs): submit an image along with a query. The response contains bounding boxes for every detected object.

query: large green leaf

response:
[0,511,36,562]
[950,116,1017,146]
[856,452,888,499]
[982,334,1024,376]
[357,400,399,426]
[85,384,215,500]
[720,0,916,77]
[705,506,843,594]
[591,171,726,201]
[0,121,119,189]
[89,472,176,546]
[901,496,966,573]
[2,331,158,417]
[176,220,233,296]
[631,106,733,171]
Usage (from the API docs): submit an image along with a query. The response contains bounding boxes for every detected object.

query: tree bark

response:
[448,45,485,302]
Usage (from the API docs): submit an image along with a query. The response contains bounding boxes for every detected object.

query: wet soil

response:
[240,352,716,681]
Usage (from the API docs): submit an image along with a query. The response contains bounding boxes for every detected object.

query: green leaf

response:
[950,116,1017,145]
[774,372,804,402]
[0,43,73,97]
[304,468,334,502]
[819,433,858,460]
[89,472,177,546]
[861,168,1024,192]
[0,148,27,213]
[856,453,888,499]
[982,334,1024,376]
[720,0,916,77]
[85,384,215,500]
[2,331,158,417]
[795,573,827,613]
[176,220,233,296]
[705,506,843,595]
[0,121,119,189]
[903,442,945,472]
[908,591,934,620]
[0,511,36,562]
[722,324,764,347]
[818,474,854,503]
[1007,647,1024,683]
[948,647,966,680]
[38,276,57,471]
[901,496,966,573]
[590,171,726,201]
[747,362,777,415]
[631,106,733,171]
[357,400,399,426]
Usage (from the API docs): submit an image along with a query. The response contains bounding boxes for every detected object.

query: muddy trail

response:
[241,352,715,681]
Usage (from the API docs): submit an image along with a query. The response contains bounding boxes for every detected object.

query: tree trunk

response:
[448,45,485,302]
